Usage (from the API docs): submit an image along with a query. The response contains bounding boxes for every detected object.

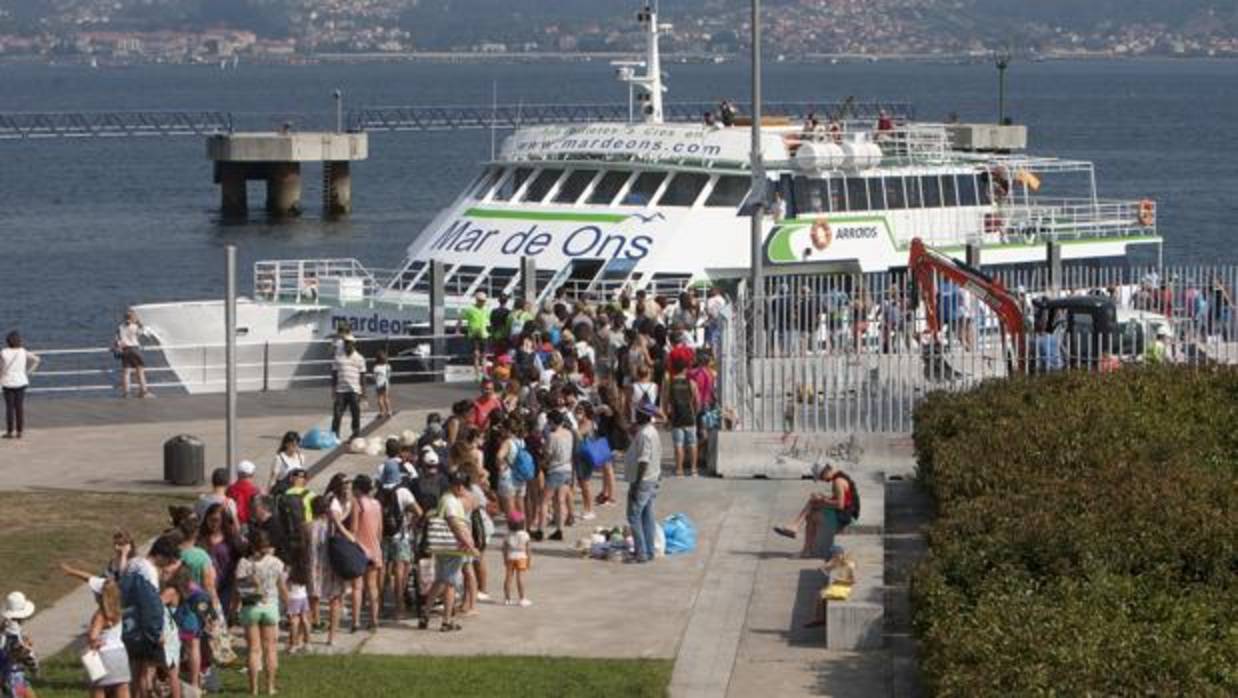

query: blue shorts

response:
[434,555,466,587]
[497,469,525,498]
[546,467,572,489]
[672,426,698,447]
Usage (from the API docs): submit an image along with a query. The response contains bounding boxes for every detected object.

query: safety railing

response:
[993,197,1156,244]
[254,259,397,304]
[25,335,466,396]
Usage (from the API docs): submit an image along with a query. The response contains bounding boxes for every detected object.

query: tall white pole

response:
[225,245,238,480]
[749,0,766,357]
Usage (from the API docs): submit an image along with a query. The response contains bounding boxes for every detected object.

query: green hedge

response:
[911,366,1238,696]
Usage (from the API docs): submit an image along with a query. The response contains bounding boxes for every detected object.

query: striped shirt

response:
[334,351,366,393]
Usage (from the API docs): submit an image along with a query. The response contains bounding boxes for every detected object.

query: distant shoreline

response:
[0,51,1234,68]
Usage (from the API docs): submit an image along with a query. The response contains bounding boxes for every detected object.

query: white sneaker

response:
[519,599,533,608]
[581,512,597,521]
[503,599,515,607]
[477,592,492,602]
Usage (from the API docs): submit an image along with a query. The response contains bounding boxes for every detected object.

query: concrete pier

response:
[207,131,368,218]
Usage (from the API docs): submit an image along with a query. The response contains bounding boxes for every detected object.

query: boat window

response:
[470,167,504,200]
[976,172,993,205]
[659,172,709,207]
[884,177,906,210]
[868,178,886,211]
[492,167,532,202]
[706,175,752,208]
[553,169,598,204]
[587,170,631,205]
[941,174,958,207]
[920,175,941,208]
[957,173,979,207]
[448,265,485,295]
[905,176,923,209]
[521,168,563,203]
[792,177,828,213]
[623,171,667,206]
[844,177,868,212]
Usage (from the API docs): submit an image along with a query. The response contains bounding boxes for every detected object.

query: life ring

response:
[810,218,833,250]
[1137,199,1155,227]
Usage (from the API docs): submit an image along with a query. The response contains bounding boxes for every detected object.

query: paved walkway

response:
[11,387,925,697]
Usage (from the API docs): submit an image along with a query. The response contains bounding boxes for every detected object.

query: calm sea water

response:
[1,59,1236,347]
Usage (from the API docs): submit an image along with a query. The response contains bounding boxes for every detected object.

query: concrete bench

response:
[822,533,884,650]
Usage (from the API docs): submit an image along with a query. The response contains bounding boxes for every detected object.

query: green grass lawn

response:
[33,653,673,697]
[0,490,194,610]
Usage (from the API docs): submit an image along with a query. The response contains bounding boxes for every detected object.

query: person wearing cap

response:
[120,532,183,697]
[459,291,491,377]
[416,412,446,454]
[625,399,663,564]
[423,470,479,632]
[331,338,367,442]
[772,461,854,558]
[1,590,39,697]
[377,460,422,621]
[411,447,448,514]
[227,460,261,527]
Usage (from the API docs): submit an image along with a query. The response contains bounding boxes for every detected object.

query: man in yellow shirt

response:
[458,291,491,376]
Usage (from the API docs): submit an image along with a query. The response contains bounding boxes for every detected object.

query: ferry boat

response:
[133,5,1162,393]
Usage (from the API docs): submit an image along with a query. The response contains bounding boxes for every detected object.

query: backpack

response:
[835,473,861,526]
[669,376,697,428]
[378,487,404,539]
[276,490,311,550]
[512,442,536,483]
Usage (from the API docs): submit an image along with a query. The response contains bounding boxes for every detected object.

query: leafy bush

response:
[911,366,1238,696]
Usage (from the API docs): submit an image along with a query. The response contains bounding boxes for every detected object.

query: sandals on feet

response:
[773,526,797,539]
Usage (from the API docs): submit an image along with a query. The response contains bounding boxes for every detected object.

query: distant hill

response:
[3,0,1235,55]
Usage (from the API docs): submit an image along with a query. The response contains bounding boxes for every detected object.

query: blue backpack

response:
[512,442,536,483]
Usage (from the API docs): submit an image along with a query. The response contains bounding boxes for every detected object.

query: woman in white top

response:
[269,431,305,491]
[2,331,40,439]
[115,309,151,398]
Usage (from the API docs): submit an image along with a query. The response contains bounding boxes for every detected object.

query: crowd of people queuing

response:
[0,285,724,697]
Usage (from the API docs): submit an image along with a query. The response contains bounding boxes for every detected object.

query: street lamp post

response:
[749,0,765,357]
[995,48,1013,124]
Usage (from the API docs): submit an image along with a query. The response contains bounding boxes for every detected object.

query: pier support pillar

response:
[218,163,249,218]
[265,162,302,217]
[520,257,538,305]
[965,243,981,268]
[323,161,352,217]
[1046,241,1063,294]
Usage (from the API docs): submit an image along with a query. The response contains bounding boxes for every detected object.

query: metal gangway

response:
[0,100,914,140]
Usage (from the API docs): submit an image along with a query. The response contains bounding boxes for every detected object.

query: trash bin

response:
[164,435,205,486]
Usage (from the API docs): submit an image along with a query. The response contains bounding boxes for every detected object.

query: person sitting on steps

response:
[772,461,854,558]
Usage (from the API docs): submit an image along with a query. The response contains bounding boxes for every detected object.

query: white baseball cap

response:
[237,460,256,477]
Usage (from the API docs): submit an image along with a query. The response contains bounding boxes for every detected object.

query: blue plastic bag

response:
[302,427,339,451]
[662,513,697,555]
[582,436,612,470]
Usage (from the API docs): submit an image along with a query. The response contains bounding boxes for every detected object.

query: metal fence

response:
[721,264,1238,434]
[27,335,465,396]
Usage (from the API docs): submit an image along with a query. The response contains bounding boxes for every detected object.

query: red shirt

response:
[471,394,503,428]
[669,344,695,375]
[225,478,261,525]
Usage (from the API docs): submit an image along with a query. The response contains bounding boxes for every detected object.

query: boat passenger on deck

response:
[703,112,720,130]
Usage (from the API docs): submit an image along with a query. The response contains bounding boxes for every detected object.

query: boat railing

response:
[790,121,950,163]
[992,197,1156,244]
[254,258,406,304]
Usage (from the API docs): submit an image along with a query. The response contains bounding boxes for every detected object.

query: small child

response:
[1,591,39,698]
[501,511,533,607]
[86,578,131,698]
[285,581,310,654]
[157,580,183,698]
[373,350,392,418]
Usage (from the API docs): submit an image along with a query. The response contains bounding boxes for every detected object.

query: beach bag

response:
[206,620,237,666]
[327,534,368,580]
[662,513,698,555]
[512,445,536,483]
[302,427,338,450]
[700,407,722,431]
[424,516,459,555]
[582,436,612,470]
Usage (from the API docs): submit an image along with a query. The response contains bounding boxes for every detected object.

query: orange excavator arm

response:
[908,238,1028,361]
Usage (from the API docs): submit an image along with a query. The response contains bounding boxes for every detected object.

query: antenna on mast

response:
[612,4,669,124]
